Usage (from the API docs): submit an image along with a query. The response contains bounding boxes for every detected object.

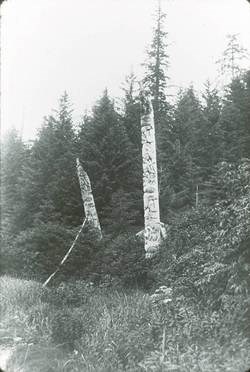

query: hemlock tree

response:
[121,72,144,227]
[201,81,222,170]
[160,87,209,212]
[1,128,29,236]
[78,89,140,230]
[18,92,82,228]
[219,71,250,162]
[121,72,142,149]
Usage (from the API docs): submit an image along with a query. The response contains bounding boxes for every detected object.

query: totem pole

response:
[43,159,102,287]
[76,158,102,241]
[140,101,166,258]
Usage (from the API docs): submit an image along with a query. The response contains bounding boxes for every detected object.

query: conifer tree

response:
[142,0,173,209]
[78,89,140,229]
[217,34,249,80]
[201,81,223,169]
[1,128,29,236]
[121,72,141,149]
[160,88,209,212]
[242,70,250,158]
[202,82,221,127]
[143,0,169,135]
[219,71,250,162]
[18,92,82,228]
[121,73,144,227]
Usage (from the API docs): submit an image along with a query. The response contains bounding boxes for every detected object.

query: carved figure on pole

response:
[76,158,102,241]
[140,101,162,258]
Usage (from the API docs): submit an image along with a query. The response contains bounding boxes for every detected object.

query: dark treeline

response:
[1,69,250,283]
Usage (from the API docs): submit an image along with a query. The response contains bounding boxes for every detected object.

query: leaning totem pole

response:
[43,159,102,286]
[139,101,166,258]
[76,158,102,241]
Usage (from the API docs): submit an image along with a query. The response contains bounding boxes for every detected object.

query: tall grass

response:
[0,276,249,372]
[0,276,46,313]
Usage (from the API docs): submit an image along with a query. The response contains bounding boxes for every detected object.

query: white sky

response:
[1,0,250,140]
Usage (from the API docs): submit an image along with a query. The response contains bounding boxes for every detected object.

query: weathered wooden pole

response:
[141,101,162,258]
[76,158,102,241]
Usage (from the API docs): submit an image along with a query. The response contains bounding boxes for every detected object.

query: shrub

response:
[151,161,250,309]
[2,222,95,282]
[86,233,156,290]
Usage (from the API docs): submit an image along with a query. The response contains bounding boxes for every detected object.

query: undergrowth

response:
[0,276,249,372]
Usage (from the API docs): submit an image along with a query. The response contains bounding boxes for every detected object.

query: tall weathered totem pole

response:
[140,101,166,258]
[76,158,102,241]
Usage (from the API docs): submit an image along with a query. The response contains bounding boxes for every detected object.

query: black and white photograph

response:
[0,0,250,371]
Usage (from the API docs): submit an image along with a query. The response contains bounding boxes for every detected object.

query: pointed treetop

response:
[217,34,249,79]
[56,91,73,122]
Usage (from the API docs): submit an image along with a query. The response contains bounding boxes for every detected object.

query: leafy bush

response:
[153,160,250,308]
[139,285,250,372]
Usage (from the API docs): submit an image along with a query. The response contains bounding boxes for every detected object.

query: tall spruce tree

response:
[142,0,172,213]
[143,0,169,136]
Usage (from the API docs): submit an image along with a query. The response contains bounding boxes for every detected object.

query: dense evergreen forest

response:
[0,5,250,371]
[1,34,250,288]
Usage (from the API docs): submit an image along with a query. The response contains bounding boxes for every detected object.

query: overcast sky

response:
[1,0,250,140]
